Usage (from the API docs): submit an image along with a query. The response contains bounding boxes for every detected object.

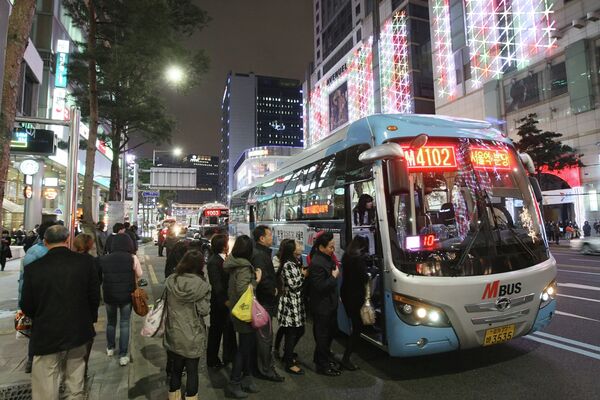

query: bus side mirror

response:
[387,158,410,195]
[359,143,410,195]
[529,176,543,203]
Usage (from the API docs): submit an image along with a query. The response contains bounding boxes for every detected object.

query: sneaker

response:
[106,348,114,357]
[119,356,129,366]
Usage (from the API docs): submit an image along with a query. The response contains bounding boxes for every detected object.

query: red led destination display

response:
[204,209,222,217]
[405,234,437,250]
[470,147,511,171]
[401,145,458,172]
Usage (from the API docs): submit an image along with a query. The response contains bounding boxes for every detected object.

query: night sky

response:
[151,0,314,159]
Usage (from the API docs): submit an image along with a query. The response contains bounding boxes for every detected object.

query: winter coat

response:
[224,255,258,334]
[18,242,48,308]
[340,253,369,313]
[163,272,211,359]
[207,254,229,309]
[307,250,338,315]
[251,243,277,313]
[21,247,100,356]
[277,260,306,327]
[98,234,135,304]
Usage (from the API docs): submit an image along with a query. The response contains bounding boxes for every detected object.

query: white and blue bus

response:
[230,114,556,357]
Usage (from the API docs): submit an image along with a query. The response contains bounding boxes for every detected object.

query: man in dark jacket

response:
[21,225,100,399]
[104,222,132,254]
[98,233,142,366]
[123,222,139,253]
[206,234,237,369]
[251,225,284,382]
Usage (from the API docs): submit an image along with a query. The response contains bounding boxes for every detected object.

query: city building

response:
[427,0,600,225]
[220,72,304,203]
[233,146,303,192]
[1,1,112,230]
[304,0,435,147]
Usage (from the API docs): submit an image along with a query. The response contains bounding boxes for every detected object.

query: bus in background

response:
[229,114,556,357]
[191,203,229,238]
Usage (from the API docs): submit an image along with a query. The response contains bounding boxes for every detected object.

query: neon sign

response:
[303,204,329,215]
[402,145,458,171]
[470,147,511,170]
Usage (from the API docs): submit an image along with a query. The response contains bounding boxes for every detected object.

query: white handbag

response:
[141,291,167,338]
[360,282,376,326]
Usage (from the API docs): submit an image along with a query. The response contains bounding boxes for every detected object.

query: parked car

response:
[570,237,600,255]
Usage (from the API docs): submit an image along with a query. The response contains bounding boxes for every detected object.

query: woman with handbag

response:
[163,250,211,400]
[98,233,143,366]
[276,239,307,375]
[223,235,262,399]
[340,235,370,371]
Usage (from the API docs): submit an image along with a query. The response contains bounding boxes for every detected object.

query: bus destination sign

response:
[402,145,457,172]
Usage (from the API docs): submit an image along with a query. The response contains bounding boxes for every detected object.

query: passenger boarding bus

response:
[230,114,556,357]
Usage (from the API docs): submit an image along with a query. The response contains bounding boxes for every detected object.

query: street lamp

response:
[152,147,184,166]
[165,65,185,85]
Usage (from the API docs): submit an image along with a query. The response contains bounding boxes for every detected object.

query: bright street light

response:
[165,65,185,85]
[173,147,183,157]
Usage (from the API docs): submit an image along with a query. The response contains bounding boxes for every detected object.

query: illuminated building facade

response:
[220,73,304,203]
[429,0,600,225]
[233,146,303,192]
[305,0,435,147]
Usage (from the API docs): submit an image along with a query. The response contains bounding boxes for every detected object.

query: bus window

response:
[349,181,377,255]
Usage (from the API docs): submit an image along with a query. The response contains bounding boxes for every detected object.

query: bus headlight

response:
[540,279,557,308]
[392,293,451,328]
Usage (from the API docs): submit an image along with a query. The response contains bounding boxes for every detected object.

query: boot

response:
[168,391,181,400]
[241,375,260,393]
[185,396,198,400]
[225,381,248,399]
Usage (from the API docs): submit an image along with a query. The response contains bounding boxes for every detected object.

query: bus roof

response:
[198,202,228,211]
[232,113,508,197]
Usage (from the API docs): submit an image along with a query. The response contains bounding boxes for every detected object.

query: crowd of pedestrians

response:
[13,219,373,400]
[544,219,598,244]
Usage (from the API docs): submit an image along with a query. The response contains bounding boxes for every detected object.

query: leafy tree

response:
[514,113,584,188]
[0,0,37,229]
[63,0,209,216]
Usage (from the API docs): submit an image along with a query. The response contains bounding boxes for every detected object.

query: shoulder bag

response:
[141,289,166,337]
[131,270,149,316]
[360,281,376,326]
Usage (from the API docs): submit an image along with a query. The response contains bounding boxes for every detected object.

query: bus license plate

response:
[483,324,515,346]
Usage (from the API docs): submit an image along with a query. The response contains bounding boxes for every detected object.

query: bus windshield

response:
[390,138,550,277]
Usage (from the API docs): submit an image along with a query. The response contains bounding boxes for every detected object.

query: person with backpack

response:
[276,239,307,375]
[164,250,211,400]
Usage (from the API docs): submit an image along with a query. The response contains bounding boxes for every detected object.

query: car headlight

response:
[539,279,557,308]
[392,293,451,327]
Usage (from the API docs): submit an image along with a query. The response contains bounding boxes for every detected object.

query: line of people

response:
[161,225,372,399]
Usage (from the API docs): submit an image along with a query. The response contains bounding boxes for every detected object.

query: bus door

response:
[345,180,385,344]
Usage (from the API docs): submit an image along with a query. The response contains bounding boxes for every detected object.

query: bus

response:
[230,114,556,357]
[192,203,229,237]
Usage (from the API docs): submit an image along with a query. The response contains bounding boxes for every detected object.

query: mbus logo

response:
[481,280,522,299]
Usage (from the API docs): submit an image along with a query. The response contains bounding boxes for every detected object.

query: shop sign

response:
[11,128,56,155]
[52,88,70,121]
[44,188,58,200]
[23,185,33,199]
[19,159,40,175]
[55,52,69,88]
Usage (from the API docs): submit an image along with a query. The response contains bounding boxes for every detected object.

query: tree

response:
[0,0,37,229]
[513,113,584,187]
[64,0,209,207]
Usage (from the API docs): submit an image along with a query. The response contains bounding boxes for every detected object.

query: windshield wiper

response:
[451,222,482,272]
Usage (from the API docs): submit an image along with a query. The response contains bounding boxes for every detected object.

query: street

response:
[129,243,600,400]
[0,242,597,399]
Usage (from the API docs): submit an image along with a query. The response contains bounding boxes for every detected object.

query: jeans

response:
[105,303,132,357]
[168,351,199,396]
[230,332,256,383]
